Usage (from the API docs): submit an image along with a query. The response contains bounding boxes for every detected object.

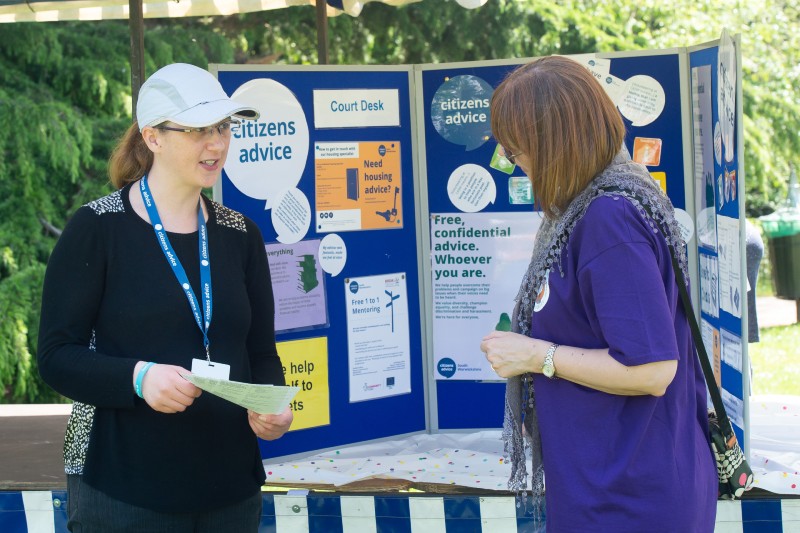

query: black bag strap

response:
[603,187,738,443]
[667,244,737,443]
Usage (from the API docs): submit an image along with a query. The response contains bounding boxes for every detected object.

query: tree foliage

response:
[0,21,236,402]
[0,0,797,402]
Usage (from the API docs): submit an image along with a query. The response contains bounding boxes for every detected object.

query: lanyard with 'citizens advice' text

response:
[140,176,213,361]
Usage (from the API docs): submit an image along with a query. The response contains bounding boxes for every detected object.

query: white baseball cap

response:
[136,63,259,131]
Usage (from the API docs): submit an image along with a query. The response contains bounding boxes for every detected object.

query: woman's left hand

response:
[480,331,542,378]
[247,407,293,440]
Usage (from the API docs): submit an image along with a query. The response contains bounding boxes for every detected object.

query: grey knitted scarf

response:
[503,148,688,515]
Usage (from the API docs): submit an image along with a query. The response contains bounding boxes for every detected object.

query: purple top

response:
[531,195,716,532]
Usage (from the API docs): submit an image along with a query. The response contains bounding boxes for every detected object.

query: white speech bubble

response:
[599,73,626,106]
[447,164,496,213]
[271,187,311,244]
[713,120,722,166]
[618,75,665,127]
[674,208,695,244]
[319,234,347,276]
[718,30,737,163]
[567,55,614,94]
[225,79,310,209]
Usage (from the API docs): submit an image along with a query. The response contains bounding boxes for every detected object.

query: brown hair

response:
[490,56,626,218]
[108,122,153,189]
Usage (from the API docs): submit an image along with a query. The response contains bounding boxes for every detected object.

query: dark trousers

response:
[67,474,262,533]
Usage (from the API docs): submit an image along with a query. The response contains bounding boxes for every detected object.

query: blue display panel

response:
[419,53,688,430]
[689,43,747,446]
[215,66,426,458]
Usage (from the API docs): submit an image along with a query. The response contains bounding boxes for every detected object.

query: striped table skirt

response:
[1,491,797,532]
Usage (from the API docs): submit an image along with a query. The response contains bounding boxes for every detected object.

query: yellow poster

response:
[277,336,330,431]
[314,141,402,232]
[650,172,667,194]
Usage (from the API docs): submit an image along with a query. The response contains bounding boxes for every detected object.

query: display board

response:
[211,37,748,457]
[213,65,427,458]
[418,51,694,429]
[688,33,749,446]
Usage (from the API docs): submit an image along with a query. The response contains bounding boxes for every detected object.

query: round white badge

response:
[446,164,497,212]
[319,234,347,277]
[533,269,551,313]
[618,75,665,127]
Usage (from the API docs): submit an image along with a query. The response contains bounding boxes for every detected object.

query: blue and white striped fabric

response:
[1,491,797,532]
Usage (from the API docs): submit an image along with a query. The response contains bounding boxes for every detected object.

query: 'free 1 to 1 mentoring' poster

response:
[431,212,540,381]
[345,273,411,402]
[315,141,403,233]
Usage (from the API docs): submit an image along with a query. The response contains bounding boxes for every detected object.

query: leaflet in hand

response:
[182,373,299,415]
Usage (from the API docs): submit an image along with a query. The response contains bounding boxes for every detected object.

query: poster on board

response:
[278,336,330,431]
[265,240,328,333]
[345,272,411,402]
[692,65,718,251]
[315,141,403,233]
[431,212,540,380]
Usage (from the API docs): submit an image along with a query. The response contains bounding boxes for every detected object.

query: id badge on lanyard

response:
[140,177,229,380]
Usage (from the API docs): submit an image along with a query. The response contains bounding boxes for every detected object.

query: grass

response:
[749,322,800,396]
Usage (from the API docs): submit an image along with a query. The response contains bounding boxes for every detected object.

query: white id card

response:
[191,358,230,380]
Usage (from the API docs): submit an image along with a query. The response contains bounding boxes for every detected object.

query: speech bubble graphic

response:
[431,75,493,151]
[447,164,496,212]
[718,30,737,163]
[271,187,311,244]
[225,79,310,209]
[713,120,722,166]
[618,75,665,127]
[319,234,347,276]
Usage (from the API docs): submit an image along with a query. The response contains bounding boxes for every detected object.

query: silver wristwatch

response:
[542,343,560,378]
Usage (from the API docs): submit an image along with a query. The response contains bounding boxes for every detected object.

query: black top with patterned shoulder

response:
[38,181,284,512]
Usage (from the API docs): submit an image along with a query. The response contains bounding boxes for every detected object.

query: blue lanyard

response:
[140,177,213,361]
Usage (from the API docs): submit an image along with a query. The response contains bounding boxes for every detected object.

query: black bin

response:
[760,204,800,301]
[768,234,800,299]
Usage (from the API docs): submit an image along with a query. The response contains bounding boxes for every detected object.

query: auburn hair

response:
[490,56,626,218]
[108,122,153,189]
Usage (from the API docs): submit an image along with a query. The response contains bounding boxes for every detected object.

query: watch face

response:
[543,364,555,378]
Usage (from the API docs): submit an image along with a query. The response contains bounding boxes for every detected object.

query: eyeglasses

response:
[155,120,240,139]
[501,146,522,165]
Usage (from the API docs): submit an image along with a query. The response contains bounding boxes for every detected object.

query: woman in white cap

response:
[38,63,292,531]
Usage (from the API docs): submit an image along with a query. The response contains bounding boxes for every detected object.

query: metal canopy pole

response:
[129,0,146,121]
[315,0,329,64]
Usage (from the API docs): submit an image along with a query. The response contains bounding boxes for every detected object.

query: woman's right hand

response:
[480,331,543,378]
[134,362,202,413]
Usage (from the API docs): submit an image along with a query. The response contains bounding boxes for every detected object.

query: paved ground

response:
[0,404,70,490]
[756,296,799,328]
